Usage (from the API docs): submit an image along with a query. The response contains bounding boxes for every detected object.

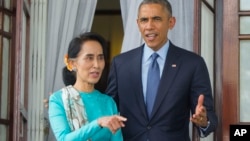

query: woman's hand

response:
[98,115,127,134]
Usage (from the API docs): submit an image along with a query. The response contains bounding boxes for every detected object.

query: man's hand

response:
[43,92,52,109]
[43,99,49,109]
[98,115,127,134]
[190,94,208,127]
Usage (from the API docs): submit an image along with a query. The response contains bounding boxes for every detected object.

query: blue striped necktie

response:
[146,53,160,118]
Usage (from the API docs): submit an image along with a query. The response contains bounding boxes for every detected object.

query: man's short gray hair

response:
[138,0,172,17]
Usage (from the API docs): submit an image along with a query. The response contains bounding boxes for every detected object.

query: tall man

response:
[106,0,218,140]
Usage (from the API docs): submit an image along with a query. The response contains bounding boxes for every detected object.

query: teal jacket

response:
[49,89,123,141]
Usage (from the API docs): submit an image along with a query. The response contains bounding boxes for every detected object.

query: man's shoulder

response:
[113,45,143,61]
[170,43,202,60]
[118,46,142,57]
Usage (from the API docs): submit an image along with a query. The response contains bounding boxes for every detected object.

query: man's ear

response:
[169,17,176,30]
[136,18,140,27]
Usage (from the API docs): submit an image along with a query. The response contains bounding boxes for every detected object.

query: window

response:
[0,0,15,141]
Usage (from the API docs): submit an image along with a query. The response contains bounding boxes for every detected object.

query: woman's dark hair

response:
[62,32,108,86]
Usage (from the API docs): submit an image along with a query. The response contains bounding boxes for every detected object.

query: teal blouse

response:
[49,89,123,141]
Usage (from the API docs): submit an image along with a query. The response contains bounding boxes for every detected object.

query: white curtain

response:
[28,0,47,141]
[120,0,143,53]
[120,0,194,52]
[168,0,194,51]
[44,0,97,140]
[45,0,97,98]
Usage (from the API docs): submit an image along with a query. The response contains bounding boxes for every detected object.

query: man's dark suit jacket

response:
[106,42,218,141]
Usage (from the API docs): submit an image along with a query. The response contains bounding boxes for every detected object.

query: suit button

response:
[147,126,151,130]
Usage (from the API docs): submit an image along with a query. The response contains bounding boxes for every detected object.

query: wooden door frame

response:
[0,0,19,140]
[221,0,239,141]
[214,0,223,140]
[194,0,248,141]
[13,0,23,140]
[215,0,240,141]
[193,0,217,141]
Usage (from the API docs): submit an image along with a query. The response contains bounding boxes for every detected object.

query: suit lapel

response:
[129,46,148,118]
[150,43,182,119]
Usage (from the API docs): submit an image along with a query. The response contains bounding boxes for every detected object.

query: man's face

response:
[137,3,175,51]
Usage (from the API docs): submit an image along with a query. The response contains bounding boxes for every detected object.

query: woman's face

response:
[73,40,105,85]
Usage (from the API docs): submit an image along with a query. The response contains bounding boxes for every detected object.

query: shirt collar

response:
[143,40,170,62]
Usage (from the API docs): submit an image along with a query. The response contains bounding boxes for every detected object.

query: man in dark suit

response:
[106,0,218,140]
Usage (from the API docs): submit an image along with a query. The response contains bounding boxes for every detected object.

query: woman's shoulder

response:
[94,90,115,102]
[94,90,118,113]
[49,88,63,101]
[94,90,110,98]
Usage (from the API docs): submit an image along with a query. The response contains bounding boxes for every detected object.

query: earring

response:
[72,67,77,72]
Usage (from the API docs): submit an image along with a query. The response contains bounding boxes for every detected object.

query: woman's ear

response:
[67,59,76,72]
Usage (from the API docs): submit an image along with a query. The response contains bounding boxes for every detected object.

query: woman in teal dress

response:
[49,32,126,141]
